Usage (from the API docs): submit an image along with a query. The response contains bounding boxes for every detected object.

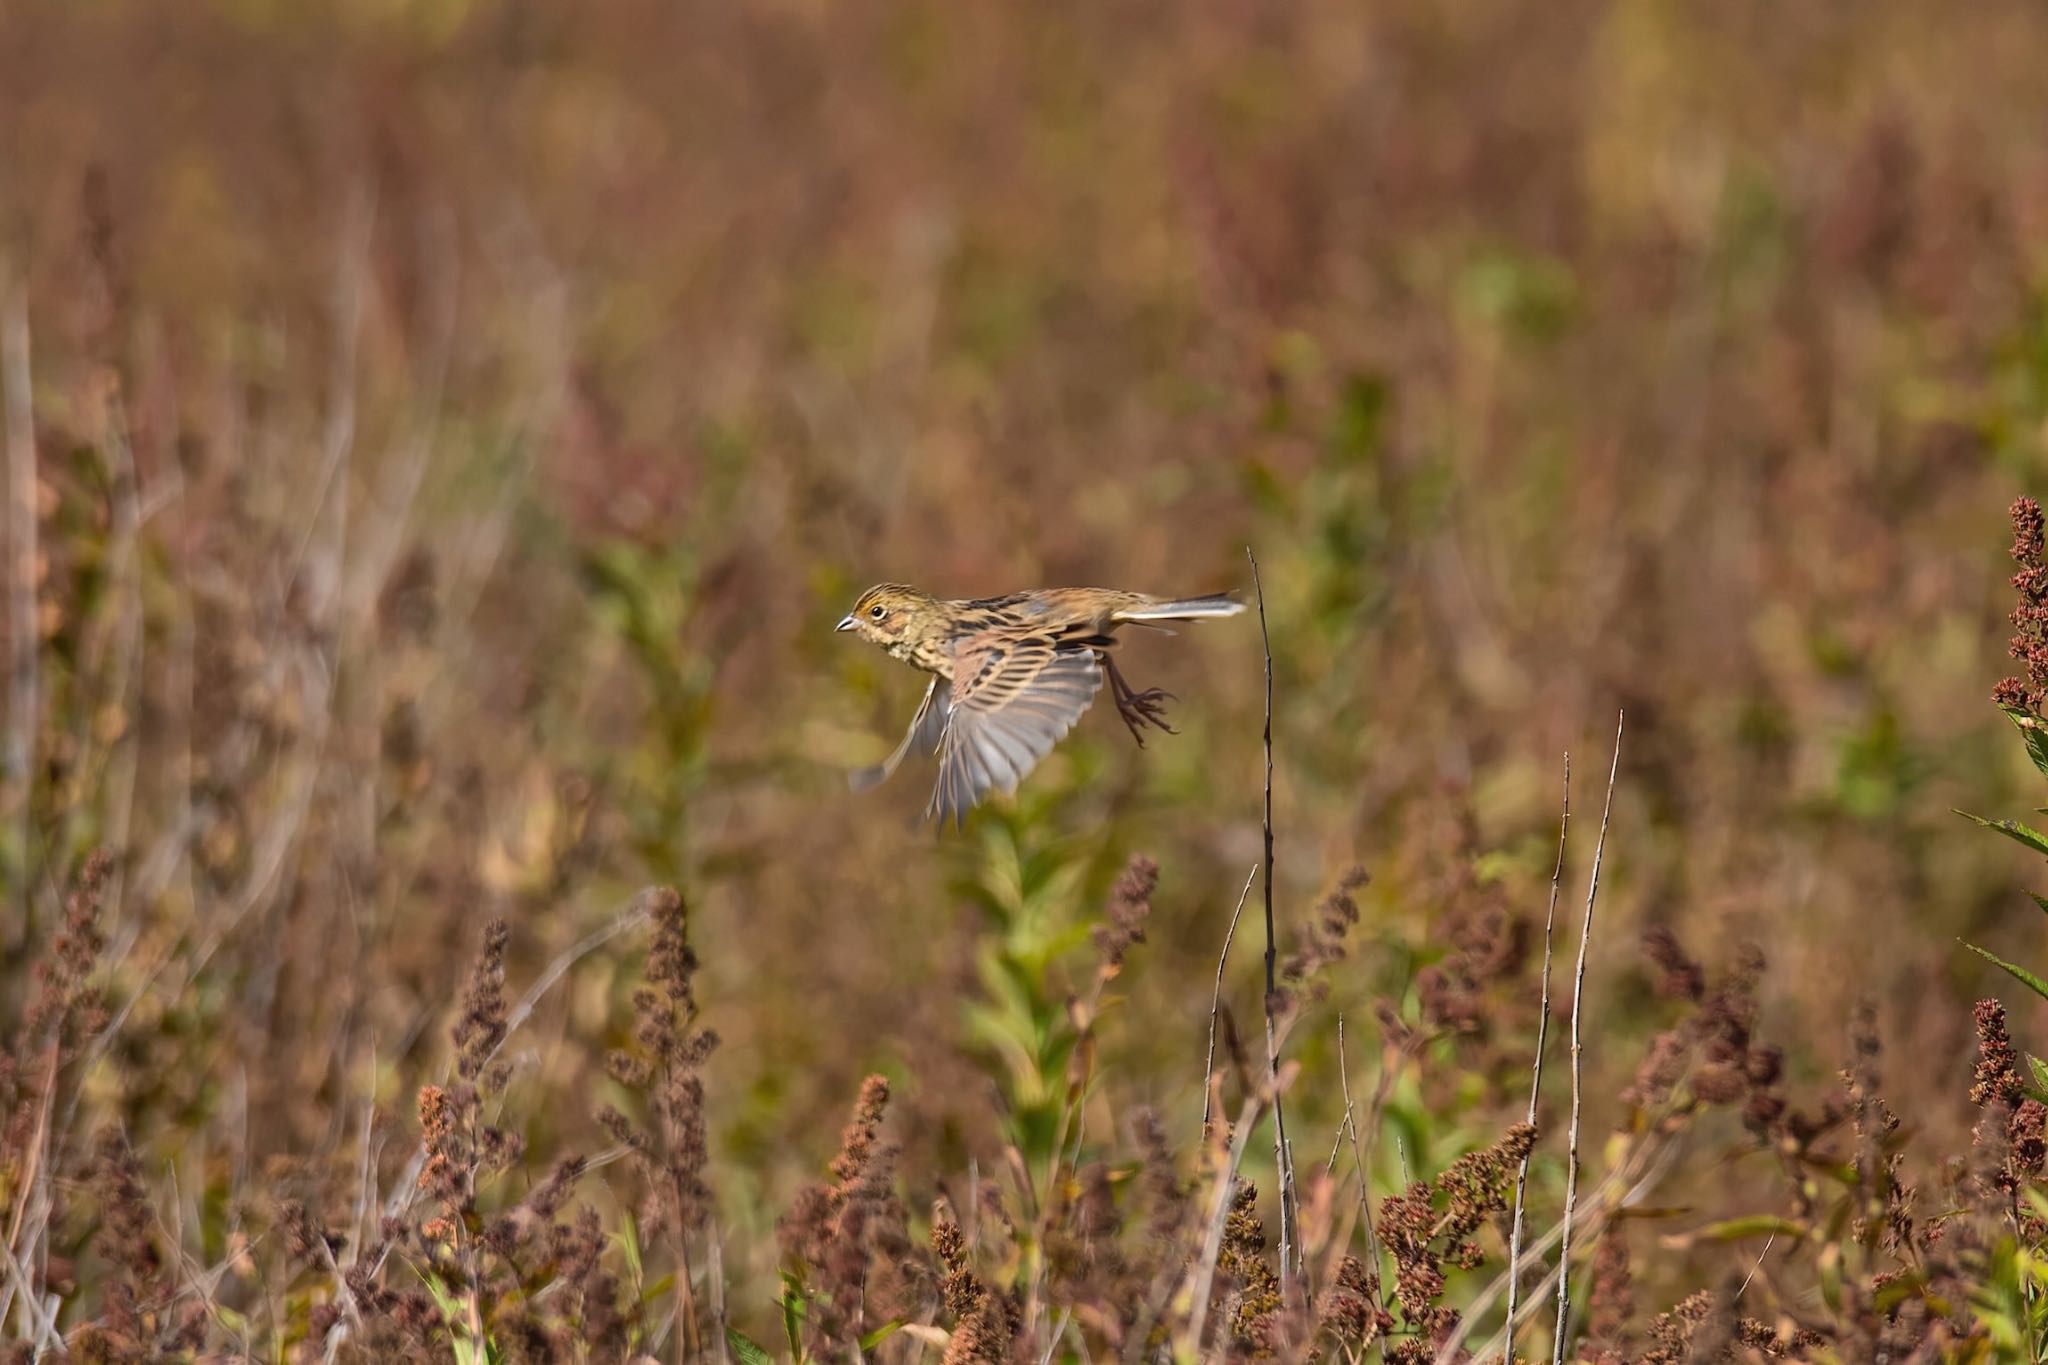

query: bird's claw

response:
[1114,686,1177,746]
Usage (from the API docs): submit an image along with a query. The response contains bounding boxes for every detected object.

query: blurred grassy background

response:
[8,0,2048,1351]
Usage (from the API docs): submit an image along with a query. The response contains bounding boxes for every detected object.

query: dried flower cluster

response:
[72,1126,204,1360]
[1970,996,2022,1109]
[287,917,633,1360]
[1217,1180,1283,1352]
[17,827,2048,1363]
[602,888,719,1240]
[1842,1004,1912,1260]
[418,921,527,1261]
[15,496,2048,1364]
[1578,1233,1635,1361]
[1637,1290,1826,1363]
[1415,893,1526,1036]
[1996,495,2048,715]
[1093,854,1157,973]
[1623,936,1787,1139]
[780,1075,918,1355]
[928,1198,1023,1365]
[1970,997,2048,1202]
[1375,1123,1536,1363]
[1315,1254,1391,1356]
[2,855,117,1360]
[1278,866,1368,1011]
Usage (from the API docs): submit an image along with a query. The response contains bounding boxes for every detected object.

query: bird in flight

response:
[835,583,1244,824]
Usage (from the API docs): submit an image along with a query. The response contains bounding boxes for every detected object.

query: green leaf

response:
[780,1270,809,1362]
[2003,707,2048,782]
[860,1321,906,1351]
[1963,940,2048,1003]
[408,1265,485,1365]
[2030,1055,2048,1099]
[411,1264,463,1325]
[727,1330,774,1365]
[1955,809,2048,859]
[1606,1204,1693,1222]
[618,1211,644,1290]
[1817,1243,1844,1313]
[1695,1215,1808,1242]
[1872,1269,1925,1314]
[2029,892,2048,918]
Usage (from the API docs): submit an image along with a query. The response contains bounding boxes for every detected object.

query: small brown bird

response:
[836,583,1244,824]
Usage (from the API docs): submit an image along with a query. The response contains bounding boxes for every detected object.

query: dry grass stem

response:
[1504,751,1570,1361]
[1203,863,1258,1135]
[1178,1095,1269,1357]
[1247,544,1299,1293]
[1334,1015,1384,1317]
[1552,713,1623,1365]
[7,22,2048,1360]
[2,288,34,940]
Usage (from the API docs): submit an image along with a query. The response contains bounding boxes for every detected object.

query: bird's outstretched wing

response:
[929,630,1103,825]
[850,677,951,793]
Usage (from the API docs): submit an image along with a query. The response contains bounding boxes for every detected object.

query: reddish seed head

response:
[1998,499,2048,713]
[2014,497,2045,563]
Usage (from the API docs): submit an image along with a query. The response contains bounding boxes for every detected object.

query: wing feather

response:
[849,678,950,793]
[927,632,1104,825]
[981,723,1036,776]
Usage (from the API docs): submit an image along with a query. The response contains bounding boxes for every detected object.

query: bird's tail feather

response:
[1112,592,1245,623]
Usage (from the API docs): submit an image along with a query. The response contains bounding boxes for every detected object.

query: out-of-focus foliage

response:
[5,0,2048,1357]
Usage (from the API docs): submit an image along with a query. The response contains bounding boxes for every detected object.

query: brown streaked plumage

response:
[835,583,1245,824]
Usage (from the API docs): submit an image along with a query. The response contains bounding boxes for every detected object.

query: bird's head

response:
[836,583,939,647]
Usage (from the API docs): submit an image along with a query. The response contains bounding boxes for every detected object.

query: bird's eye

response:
[869,604,886,620]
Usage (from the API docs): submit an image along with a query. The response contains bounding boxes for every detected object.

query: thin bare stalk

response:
[2,1235,62,1356]
[1202,864,1258,1134]
[348,1075,378,1280]
[1246,546,1298,1291]
[453,1101,488,1354]
[318,900,632,1363]
[485,896,655,1069]
[315,1236,368,1340]
[1504,752,1570,1361]
[1354,1036,1402,1207]
[1038,1308,1075,1365]
[1335,1016,1384,1318]
[1178,1095,1268,1357]
[3,290,34,948]
[1325,1109,1353,1175]
[709,1222,731,1365]
[666,1074,701,1363]
[1440,1125,1682,1364]
[2,1040,57,1341]
[1552,713,1623,1365]
[1736,1229,1778,1300]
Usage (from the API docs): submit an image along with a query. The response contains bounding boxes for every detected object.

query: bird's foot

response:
[1102,654,1177,746]
[1114,686,1177,746]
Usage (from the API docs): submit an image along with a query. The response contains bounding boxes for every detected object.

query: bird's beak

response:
[835,614,858,633]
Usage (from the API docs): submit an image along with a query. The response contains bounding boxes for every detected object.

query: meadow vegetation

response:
[8,0,2048,1359]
